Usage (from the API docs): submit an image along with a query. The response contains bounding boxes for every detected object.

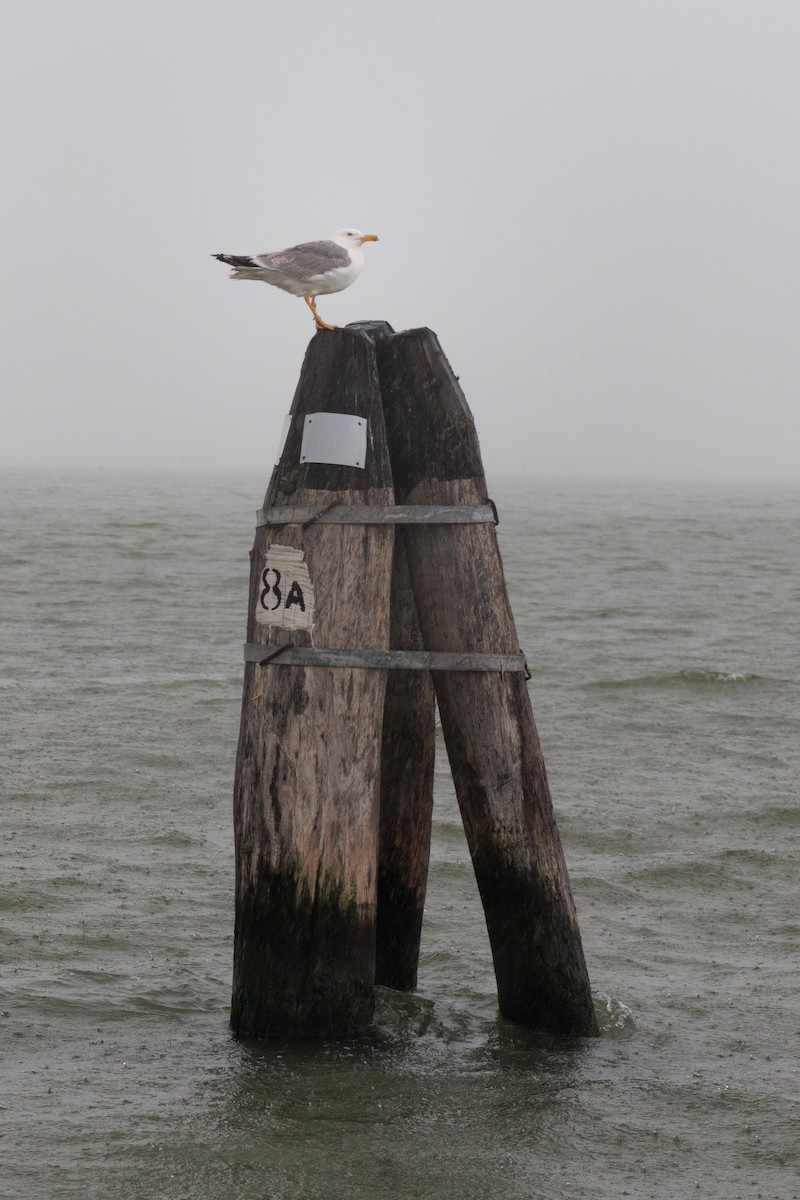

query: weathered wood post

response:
[231,324,395,1038]
[231,321,597,1040]
[377,328,599,1037]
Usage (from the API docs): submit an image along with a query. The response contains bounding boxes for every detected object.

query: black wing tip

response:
[213,253,259,268]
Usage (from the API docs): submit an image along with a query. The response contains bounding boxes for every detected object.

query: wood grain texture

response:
[231,327,394,1038]
[378,328,599,1037]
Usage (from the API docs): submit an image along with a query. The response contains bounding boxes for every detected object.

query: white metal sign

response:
[300,412,367,468]
[255,545,314,632]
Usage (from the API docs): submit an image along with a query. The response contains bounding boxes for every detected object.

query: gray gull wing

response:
[254,240,351,281]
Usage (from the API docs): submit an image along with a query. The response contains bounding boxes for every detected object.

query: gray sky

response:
[3,0,799,481]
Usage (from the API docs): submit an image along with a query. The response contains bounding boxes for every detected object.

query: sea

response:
[1,469,798,1200]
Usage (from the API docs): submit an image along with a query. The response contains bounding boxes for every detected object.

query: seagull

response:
[213,229,379,330]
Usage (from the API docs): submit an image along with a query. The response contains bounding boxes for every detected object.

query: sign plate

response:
[300,412,367,468]
[255,545,314,631]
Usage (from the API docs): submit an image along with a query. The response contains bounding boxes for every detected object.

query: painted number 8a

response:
[260,568,306,613]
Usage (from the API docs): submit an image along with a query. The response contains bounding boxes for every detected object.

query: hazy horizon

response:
[3,1,799,483]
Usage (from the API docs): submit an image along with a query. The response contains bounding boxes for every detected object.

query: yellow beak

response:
[360,234,379,243]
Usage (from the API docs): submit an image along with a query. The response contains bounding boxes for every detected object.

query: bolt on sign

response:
[256,545,315,632]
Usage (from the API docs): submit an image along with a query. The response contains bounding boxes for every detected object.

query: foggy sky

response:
[3,0,799,482]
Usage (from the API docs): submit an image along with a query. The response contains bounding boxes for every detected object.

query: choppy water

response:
[2,471,798,1200]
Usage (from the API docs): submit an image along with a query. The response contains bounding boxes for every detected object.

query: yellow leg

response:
[303,292,336,331]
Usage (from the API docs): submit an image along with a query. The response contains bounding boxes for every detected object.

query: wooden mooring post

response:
[231,325,394,1037]
[231,322,598,1039]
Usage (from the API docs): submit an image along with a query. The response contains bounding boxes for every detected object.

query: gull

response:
[213,229,379,330]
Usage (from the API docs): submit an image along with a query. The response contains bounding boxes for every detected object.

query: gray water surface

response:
[2,472,798,1199]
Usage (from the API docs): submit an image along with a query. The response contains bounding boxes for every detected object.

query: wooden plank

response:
[231,326,394,1039]
[377,327,599,1037]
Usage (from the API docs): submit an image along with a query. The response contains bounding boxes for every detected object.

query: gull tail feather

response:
[212,253,265,281]
[213,253,259,268]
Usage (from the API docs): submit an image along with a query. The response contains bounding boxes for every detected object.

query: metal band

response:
[255,503,498,528]
[243,644,527,672]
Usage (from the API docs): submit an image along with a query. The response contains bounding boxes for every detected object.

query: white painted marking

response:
[255,544,314,632]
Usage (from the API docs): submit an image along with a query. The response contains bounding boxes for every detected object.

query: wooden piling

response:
[231,325,394,1038]
[232,321,597,1040]
[376,533,436,990]
[377,328,599,1037]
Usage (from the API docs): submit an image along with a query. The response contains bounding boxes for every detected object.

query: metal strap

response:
[255,503,498,528]
[243,644,527,672]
